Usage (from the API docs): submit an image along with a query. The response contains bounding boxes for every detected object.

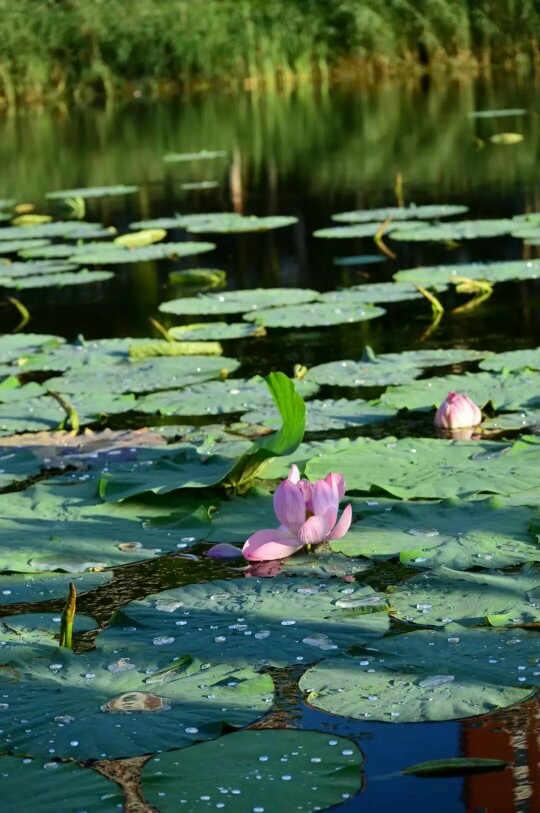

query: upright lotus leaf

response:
[163,150,227,162]
[6,270,114,290]
[382,370,540,412]
[242,398,396,433]
[305,436,540,499]
[136,376,318,417]
[71,242,216,265]
[159,288,321,316]
[0,571,111,604]
[479,348,540,372]
[313,221,429,239]
[332,498,540,571]
[0,333,63,363]
[186,214,298,233]
[392,566,540,627]
[243,301,385,329]
[99,576,390,668]
[394,259,540,286]
[168,322,264,341]
[332,205,468,223]
[46,185,138,199]
[390,219,516,242]
[300,627,539,723]
[0,222,108,240]
[0,475,212,572]
[0,756,124,812]
[0,644,274,759]
[46,354,240,394]
[0,612,97,646]
[141,730,363,813]
[223,372,306,489]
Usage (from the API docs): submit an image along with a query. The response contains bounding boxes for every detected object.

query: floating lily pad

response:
[0,571,112,604]
[181,180,219,190]
[0,447,47,490]
[482,409,540,430]
[114,229,166,248]
[46,185,138,199]
[0,239,52,254]
[334,498,540,571]
[0,475,212,572]
[159,288,320,316]
[0,261,78,277]
[468,109,527,119]
[321,282,438,304]
[0,334,63,363]
[243,301,385,329]
[46,354,240,395]
[0,612,97,646]
[314,221,429,239]
[4,270,114,290]
[394,259,540,285]
[300,627,537,723]
[391,220,518,242]
[141,730,362,813]
[99,576,389,668]
[332,205,468,223]
[129,216,193,230]
[243,398,396,433]
[163,150,227,162]
[71,242,216,265]
[135,377,318,417]
[382,369,540,412]
[186,214,298,234]
[392,566,540,627]
[305,436,540,499]
[402,757,508,777]
[479,348,540,372]
[333,254,388,266]
[0,645,273,759]
[0,222,108,241]
[168,322,264,341]
[1,755,124,812]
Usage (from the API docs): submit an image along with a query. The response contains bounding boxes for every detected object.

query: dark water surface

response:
[2,77,540,812]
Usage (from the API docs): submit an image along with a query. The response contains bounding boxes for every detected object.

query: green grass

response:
[0,0,539,104]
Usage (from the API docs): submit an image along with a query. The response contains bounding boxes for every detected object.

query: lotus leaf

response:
[0,644,274,759]
[300,627,538,722]
[468,109,527,118]
[314,221,429,239]
[159,288,320,316]
[0,333,63,363]
[333,254,388,266]
[322,282,439,304]
[141,730,362,812]
[305,436,540,499]
[0,571,111,604]
[186,214,298,234]
[243,301,385,328]
[479,348,540,372]
[0,756,123,812]
[163,150,227,162]
[0,261,78,277]
[243,398,396,433]
[99,576,390,668]
[0,612,97,646]
[113,229,166,247]
[0,239,52,254]
[5,270,114,290]
[394,260,540,285]
[46,185,138,199]
[169,322,264,341]
[332,204,468,223]
[71,242,216,265]
[0,222,108,240]
[390,219,516,241]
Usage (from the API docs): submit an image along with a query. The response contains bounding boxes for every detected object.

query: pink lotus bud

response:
[434,391,482,429]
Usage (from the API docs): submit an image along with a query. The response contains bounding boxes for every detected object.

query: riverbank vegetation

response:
[2,0,540,104]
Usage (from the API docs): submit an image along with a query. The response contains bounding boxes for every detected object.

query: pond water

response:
[1,77,540,813]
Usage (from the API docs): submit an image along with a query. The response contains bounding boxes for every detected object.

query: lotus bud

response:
[434,391,482,430]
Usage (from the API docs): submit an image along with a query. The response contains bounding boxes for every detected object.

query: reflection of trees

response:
[462,697,540,813]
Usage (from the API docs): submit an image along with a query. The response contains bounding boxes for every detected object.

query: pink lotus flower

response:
[242,465,352,561]
[434,391,482,430]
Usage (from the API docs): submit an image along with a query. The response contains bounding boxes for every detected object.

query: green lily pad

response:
[0,571,112,604]
[281,548,371,579]
[333,254,388,266]
[159,288,320,316]
[163,150,227,162]
[0,475,212,572]
[0,333,63,363]
[468,109,527,119]
[186,214,298,234]
[181,180,219,190]
[334,498,540,571]
[46,354,240,394]
[305,436,540,499]
[4,270,114,290]
[322,282,440,304]
[99,576,390,668]
[382,369,540,412]
[300,627,538,723]
[0,222,108,241]
[46,185,138,199]
[395,259,540,286]
[0,612,97,646]
[482,410,540,430]
[18,244,95,260]
[129,216,193,230]
[332,204,468,223]
[169,322,264,341]
[0,645,274,759]
[135,377,318,417]
[0,261,78,277]
[243,302,385,328]
[141,730,362,812]
[0,756,123,812]
[71,242,216,265]
[314,221,429,239]
[243,398,396,433]
[0,239,52,254]
[391,219,516,242]
[402,757,508,777]
[479,348,540,372]
[392,566,540,626]
[0,447,46,490]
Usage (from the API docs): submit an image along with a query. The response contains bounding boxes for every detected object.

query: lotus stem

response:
[45,389,80,432]
[7,296,30,332]
[59,582,76,649]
